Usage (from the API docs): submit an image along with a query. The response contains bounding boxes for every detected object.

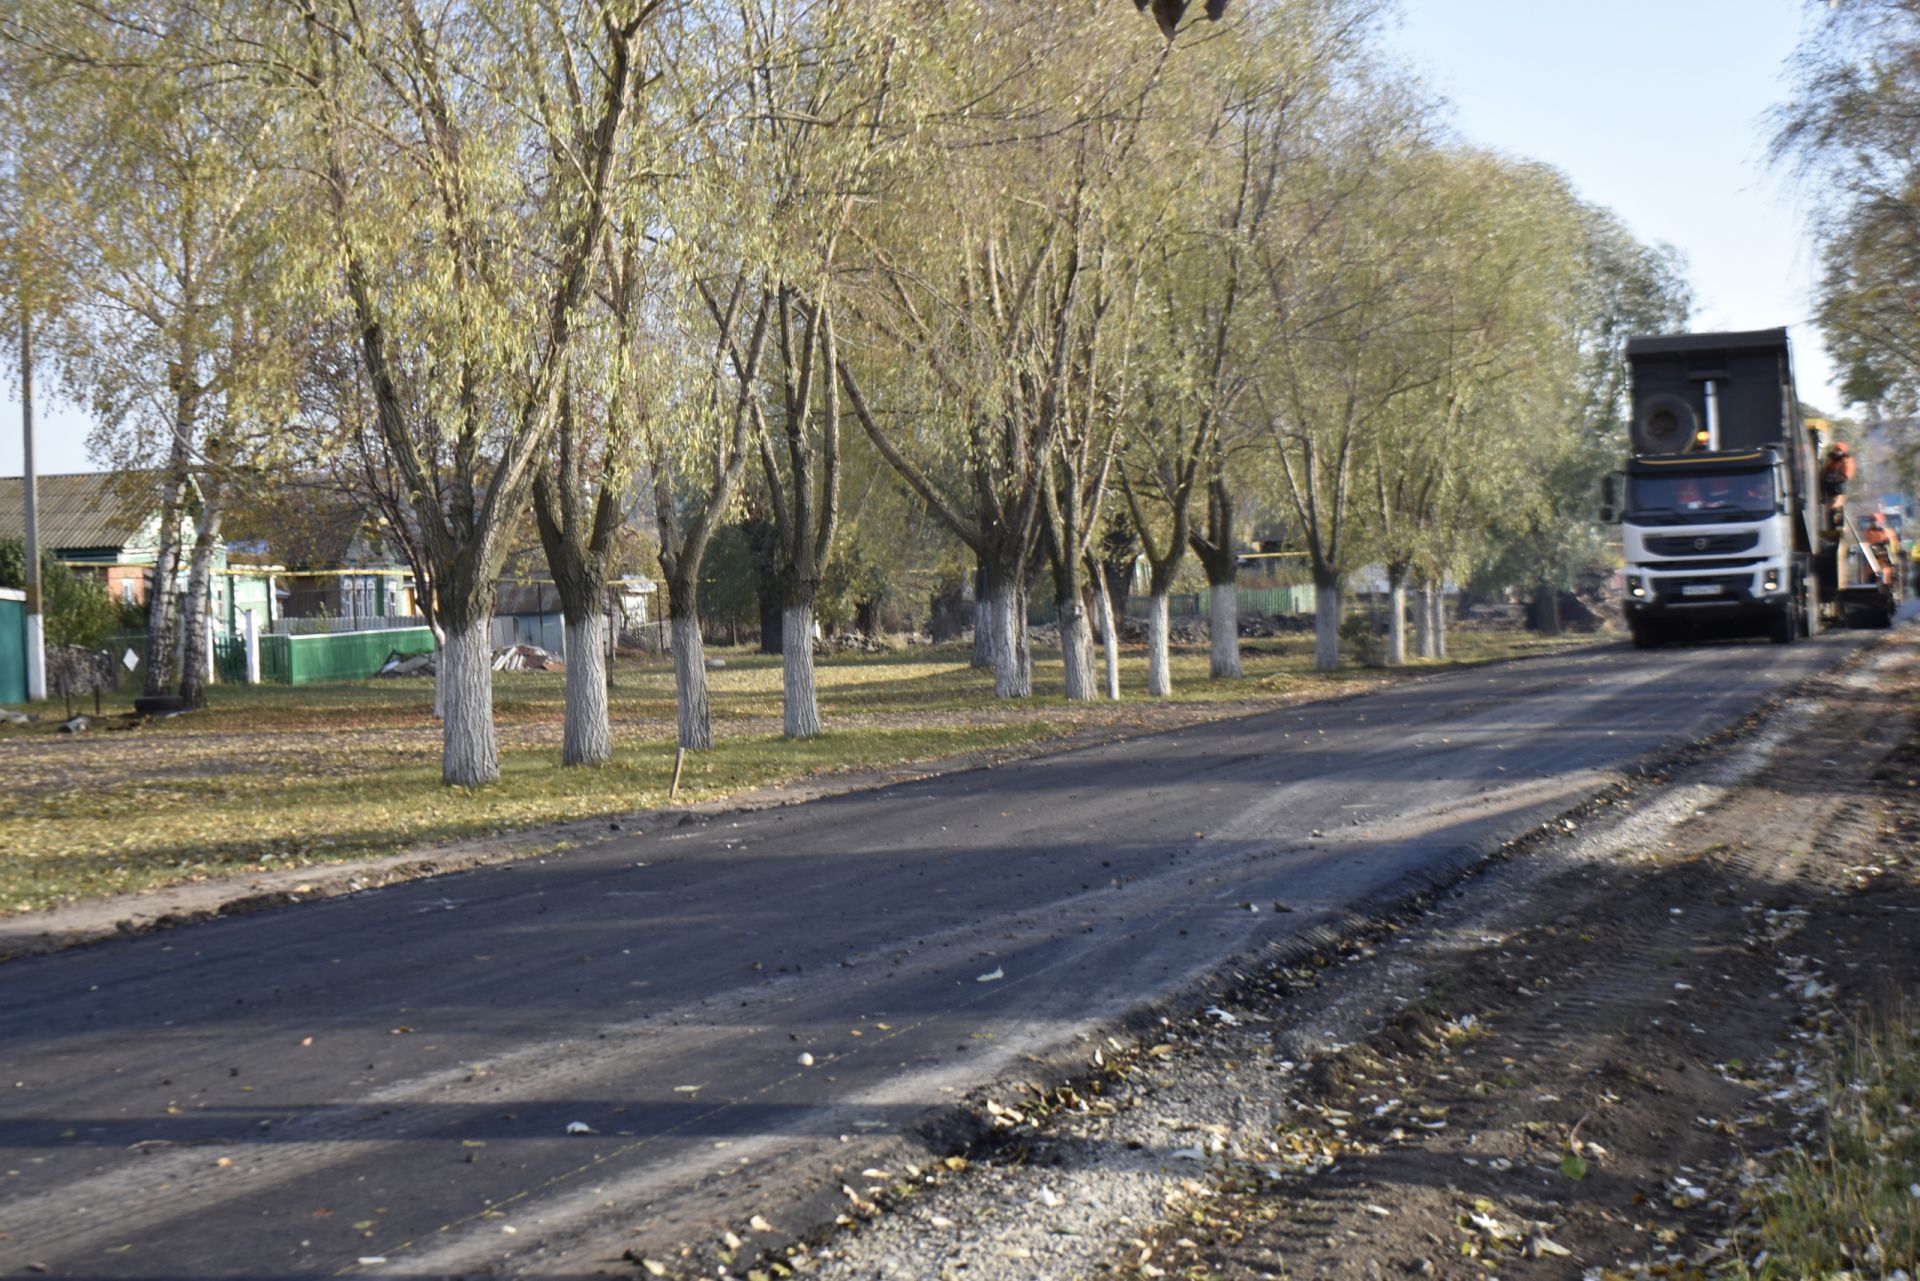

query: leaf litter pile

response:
[750,643,1920,1281]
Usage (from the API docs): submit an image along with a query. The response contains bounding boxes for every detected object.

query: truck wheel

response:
[1629,620,1663,649]
[1768,605,1797,645]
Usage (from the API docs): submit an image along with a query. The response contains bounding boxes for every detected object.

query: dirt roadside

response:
[715,634,1920,1281]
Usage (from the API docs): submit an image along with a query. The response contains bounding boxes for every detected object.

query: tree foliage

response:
[1777,0,1920,413]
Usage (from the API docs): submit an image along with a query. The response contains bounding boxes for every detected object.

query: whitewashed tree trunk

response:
[1059,595,1094,701]
[430,623,446,719]
[671,613,713,749]
[781,602,822,738]
[1313,578,1343,673]
[971,596,994,669]
[989,580,1030,698]
[1413,584,1435,659]
[1207,583,1242,679]
[1145,593,1172,697]
[1432,588,1448,658]
[441,615,499,787]
[562,613,612,766]
[1386,578,1408,665]
[1093,575,1121,700]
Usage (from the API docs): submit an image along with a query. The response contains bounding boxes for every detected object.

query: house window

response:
[121,579,136,604]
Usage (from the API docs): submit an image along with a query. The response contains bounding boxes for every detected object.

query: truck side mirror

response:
[1599,472,1623,524]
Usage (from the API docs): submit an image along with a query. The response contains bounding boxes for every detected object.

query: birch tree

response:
[2,4,297,702]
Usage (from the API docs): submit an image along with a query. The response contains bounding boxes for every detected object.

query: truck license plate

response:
[1681,584,1723,597]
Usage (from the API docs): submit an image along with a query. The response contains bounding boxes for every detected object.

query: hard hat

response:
[1833,441,1851,454]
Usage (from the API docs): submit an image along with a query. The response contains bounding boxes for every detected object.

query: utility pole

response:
[21,308,44,702]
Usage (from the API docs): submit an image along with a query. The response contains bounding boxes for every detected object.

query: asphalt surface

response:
[0,628,1891,1279]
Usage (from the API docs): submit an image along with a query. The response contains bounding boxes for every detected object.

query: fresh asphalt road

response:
[0,627,1896,1279]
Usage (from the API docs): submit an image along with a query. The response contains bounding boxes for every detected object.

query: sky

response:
[1385,0,1831,387]
[0,0,1833,479]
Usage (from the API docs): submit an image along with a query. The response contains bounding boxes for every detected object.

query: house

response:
[225,486,420,627]
[0,471,193,608]
[0,470,276,641]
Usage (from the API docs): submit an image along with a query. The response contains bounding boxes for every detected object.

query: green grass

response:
[1739,1012,1920,1279]
[0,630,1591,913]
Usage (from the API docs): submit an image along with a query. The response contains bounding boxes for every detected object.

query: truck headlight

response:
[1627,575,1646,598]
[1763,575,1779,592]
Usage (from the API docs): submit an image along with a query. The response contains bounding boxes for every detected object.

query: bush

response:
[0,537,124,650]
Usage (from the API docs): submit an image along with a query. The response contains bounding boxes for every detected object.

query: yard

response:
[0,631,1589,914]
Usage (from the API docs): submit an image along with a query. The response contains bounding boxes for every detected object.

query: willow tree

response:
[532,119,689,765]
[651,275,770,750]
[1360,152,1587,663]
[1776,1,1920,415]
[277,0,661,785]
[1456,200,1690,644]
[1249,75,1447,672]
[701,0,902,737]
[1118,0,1378,692]
[840,0,1177,700]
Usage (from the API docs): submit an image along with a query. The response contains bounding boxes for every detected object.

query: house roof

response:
[0,472,157,552]
[225,485,401,571]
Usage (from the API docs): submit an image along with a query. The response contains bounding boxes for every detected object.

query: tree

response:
[1776,1,1920,414]
[1098,0,1388,682]
[271,0,661,785]
[1359,153,1588,661]
[1465,203,1691,624]
[3,4,300,706]
[0,540,118,650]
[1247,76,1445,672]
[840,0,1177,701]
[531,387,634,766]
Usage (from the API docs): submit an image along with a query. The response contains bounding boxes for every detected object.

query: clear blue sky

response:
[0,0,1833,478]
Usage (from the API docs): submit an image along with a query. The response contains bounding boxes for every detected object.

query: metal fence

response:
[213,634,291,684]
[271,614,427,636]
[491,613,565,654]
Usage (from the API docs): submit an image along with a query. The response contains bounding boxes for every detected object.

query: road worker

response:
[1862,511,1900,588]
[1822,442,1857,526]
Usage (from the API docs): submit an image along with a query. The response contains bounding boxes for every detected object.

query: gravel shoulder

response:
[735,633,1920,1281]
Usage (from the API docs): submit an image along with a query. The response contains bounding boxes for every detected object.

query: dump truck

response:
[1601,328,1826,647]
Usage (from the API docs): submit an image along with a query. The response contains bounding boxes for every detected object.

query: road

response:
[0,629,1888,1279]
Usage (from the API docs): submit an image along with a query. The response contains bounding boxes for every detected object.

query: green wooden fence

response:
[0,592,25,705]
[284,626,434,684]
[109,626,425,688]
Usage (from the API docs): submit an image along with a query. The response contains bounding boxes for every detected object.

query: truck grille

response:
[1645,556,1764,572]
[1646,532,1758,556]
[1654,573,1753,602]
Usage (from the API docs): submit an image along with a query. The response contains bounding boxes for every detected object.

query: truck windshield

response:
[1627,470,1775,523]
